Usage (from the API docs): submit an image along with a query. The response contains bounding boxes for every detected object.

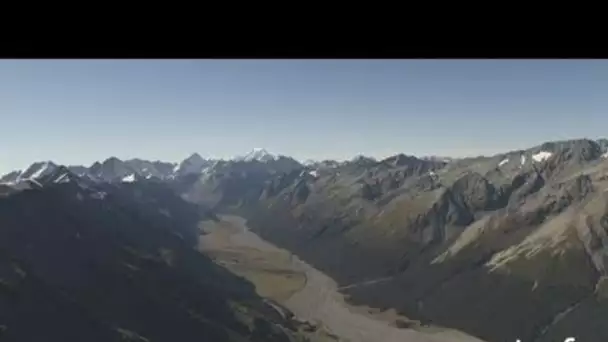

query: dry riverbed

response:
[198,215,486,342]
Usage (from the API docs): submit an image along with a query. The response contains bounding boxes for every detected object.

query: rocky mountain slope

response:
[0,171,318,342]
[174,139,608,342]
[5,140,608,341]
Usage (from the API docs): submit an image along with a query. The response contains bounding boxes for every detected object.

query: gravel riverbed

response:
[214,216,486,342]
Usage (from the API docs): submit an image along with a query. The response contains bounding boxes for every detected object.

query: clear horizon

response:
[1,59,607,174]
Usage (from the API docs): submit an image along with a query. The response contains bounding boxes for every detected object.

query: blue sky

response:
[0,59,606,173]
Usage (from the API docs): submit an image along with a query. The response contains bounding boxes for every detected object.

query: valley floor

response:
[198,215,486,342]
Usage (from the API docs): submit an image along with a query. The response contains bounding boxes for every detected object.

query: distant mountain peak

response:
[185,152,204,161]
[0,170,21,184]
[18,161,58,181]
[237,148,278,162]
[104,156,123,164]
[174,153,211,176]
[38,165,79,185]
[350,155,376,163]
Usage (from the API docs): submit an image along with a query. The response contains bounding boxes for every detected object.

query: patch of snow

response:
[602,152,608,158]
[521,155,526,165]
[31,162,51,179]
[532,151,553,163]
[145,174,152,179]
[429,171,436,177]
[122,174,136,183]
[54,173,70,184]
[309,170,319,177]
[172,164,180,173]
[498,158,509,167]
[29,179,43,187]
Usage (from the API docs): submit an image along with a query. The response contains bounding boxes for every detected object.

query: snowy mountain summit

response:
[0,161,58,184]
[173,153,210,176]
[237,148,278,162]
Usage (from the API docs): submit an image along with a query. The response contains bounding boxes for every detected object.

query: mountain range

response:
[0,148,459,188]
[0,167,327,341]
[4,139,608,341]
[0,148,291,185]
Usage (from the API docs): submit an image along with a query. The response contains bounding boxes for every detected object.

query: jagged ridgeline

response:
[181,140,608,342]
[3,140,608,342]
[0,173,315,341]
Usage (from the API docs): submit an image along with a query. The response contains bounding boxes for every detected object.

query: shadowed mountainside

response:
[0,179,311,342]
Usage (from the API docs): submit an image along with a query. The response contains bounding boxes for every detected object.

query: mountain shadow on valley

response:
[0,181,302,342]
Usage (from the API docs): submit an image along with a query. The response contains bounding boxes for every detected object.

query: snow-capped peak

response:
[122,174,136,183]
[16,161,58,182]
[174,153,209,176]
[238,148,278,162]
[32,162,51,178]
